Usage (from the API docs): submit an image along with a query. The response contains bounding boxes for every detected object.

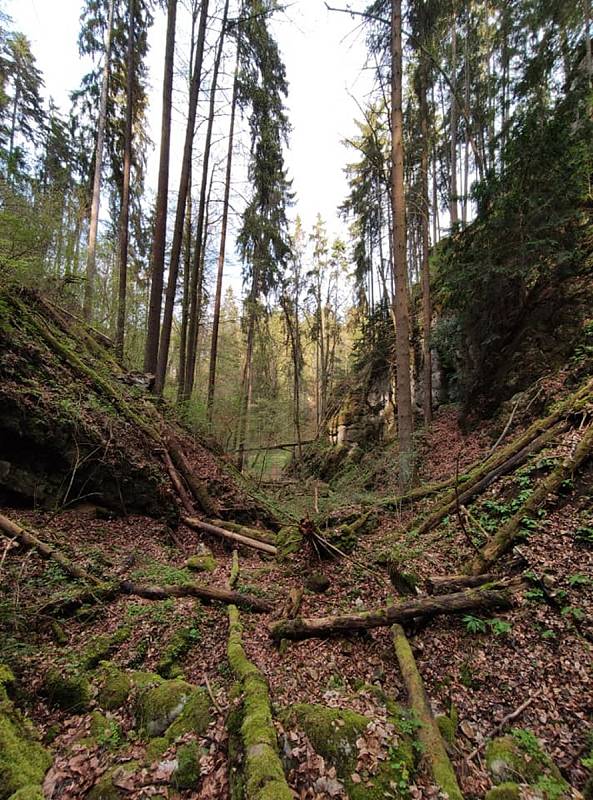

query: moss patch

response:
[485,783,521,800]
[0,680,51,800]
[96,664,132,711]
[135,679,193,738]
[164,688,210,743]
[44,667,91,712]
[7,788,45,800]
[276,526,303,560]
[172,741,201,789]
[486,730,567,791]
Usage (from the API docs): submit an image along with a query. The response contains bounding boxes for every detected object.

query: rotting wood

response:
[392,624,464,800]
[119,580,271,613]
[208,518,276,545]
[168,443,216,516]
[471,421,593,574]
[0,512,101,586]
[227,605,292,800]
[426,572,500,595]
[183,516,277,555]
[272,587,303,621]
[269,581,522,641]
[162,450,194,515]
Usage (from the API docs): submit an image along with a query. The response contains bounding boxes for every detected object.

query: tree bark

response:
[182,516,277,555]
[269,583,518,641]
[419,55,432,426]
[143,0,178,374]
[449,4,459,228]
[391,0,414,488]
[207,45,240,422]
[83,0,115,321]
[120,579,271,612]
[392,624,464,800]
[182,0,229,402]
[115,0,135,362]
[155,0,210,395]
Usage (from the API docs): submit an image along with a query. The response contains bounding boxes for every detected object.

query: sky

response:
[9,0,374,294]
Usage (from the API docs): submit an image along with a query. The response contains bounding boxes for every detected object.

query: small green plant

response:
[524,587,545,602]
[489,618,512,636]
[387,749,411,796]
[568,573,591,587]
[541,629,556,640]
[561,605,585,621]
[463,615,487,634]
[533,775,568,800]
[97,718,122,750]
[574,525,593,545]
[511,728,541,759]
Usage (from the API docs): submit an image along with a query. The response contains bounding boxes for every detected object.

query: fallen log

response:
[269,582,520,641]
[227,605,292,800]
[0,512,101,586]
[208,518,276,545]
[168,444,216,517]
[182,516,277,556]
[162,450,194,515]
[471,421,593,574]
[425,572,500,595]
[227,549,240,590]
[392,624,464,800]
[120,580,271,613]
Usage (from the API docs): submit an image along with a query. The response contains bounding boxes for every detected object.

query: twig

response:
[204,673,223,714]
[466,696,535,761]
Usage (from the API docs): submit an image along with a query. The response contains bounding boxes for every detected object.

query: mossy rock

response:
[44,667,91,712]
[0,683,51,800]
[164,687,210,743]
[280,703,414,800]
[436,705,458,746]
[485,731,566,788]
[157,626,200,679]
[82,635,114,670]
[485,783,521,800]
[276,526,303,560]
[129,670,163,691]
[304,571,330,593]
[86,762,140,800]
[96,664,132,711]
[172,741,201,789]
[50,622,68,646]
[145,736,168,764]
[185,548,216,573]
[135,679,194,738]
[7,788,45,800]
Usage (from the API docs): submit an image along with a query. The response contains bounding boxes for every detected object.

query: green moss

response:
[304,572,330,593]
[135,679,193,738]
[0,690,51,800]
[228,606,291,800]
[276,526,303,560]
[436,707,458,746]
[185,551,216,572]
[50,622,68,646]
[44,667,91,712]
[82,635,113,670]
[7,787,45,800]
[86,762,140,800]
[485,782,521,800]
[157,623,201,679]
[129,670,163,691]
[164,688,210,743]
[145,736,168,763]
[0,665,15,690]
[96,664,132,711]
[173,741,201,789]
[485,732,566,787]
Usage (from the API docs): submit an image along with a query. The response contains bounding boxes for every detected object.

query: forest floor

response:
[2,403,593,800]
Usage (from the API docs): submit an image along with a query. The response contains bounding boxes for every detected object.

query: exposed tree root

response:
[269,580,523,641]
[182,516,277,555]
[392,624,464,800]
[227,605,292,800]
[471,421,593,574]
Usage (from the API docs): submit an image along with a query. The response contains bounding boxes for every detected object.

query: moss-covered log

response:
[183,517,277,555]
[392,624,464,800]
[0,512,100,586]
[269,582,520,641]
[471,419,593,574]
[227,605,292,800]
[120,580,272,613]
[425,572,500,594]
[209,519,276,545]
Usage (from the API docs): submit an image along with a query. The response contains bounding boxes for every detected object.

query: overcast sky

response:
[9,0,373,294]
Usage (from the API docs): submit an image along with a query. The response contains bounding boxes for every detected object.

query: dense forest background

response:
[1,0,592,479]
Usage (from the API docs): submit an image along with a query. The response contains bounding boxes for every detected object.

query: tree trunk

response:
[269,583,518,641]
[449,5,459,228]
[115,0,135,362]
[207,46,239,422]
[419,58,432,426]
[154,0,210,395]
[391,0,414,487]
[586,0,593,84]
[83,0,115,321]
[182,0,229,401]
[177,177,192,401]
[143,0,178,374]
[392,625,464,800]
[235,269,259,472]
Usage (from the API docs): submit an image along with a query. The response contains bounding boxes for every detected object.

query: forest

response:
[0,0,592,799]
